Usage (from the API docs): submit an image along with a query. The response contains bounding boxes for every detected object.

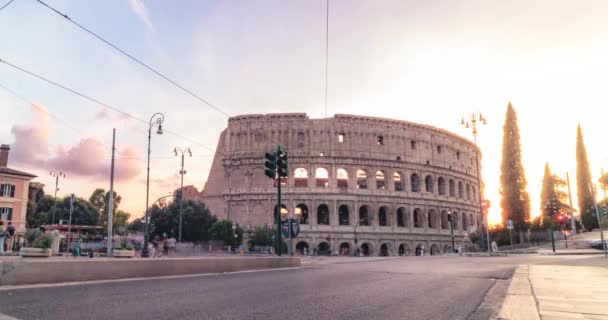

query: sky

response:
[2,0,608,223]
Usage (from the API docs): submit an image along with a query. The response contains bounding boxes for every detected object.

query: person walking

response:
[6,222,15,253]
[152,235,160,258]
[0,221,4,254]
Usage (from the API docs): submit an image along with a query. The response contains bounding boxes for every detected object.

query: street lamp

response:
[174,147,192,242]
[142,113,165,258]
[461,112,490,253]
[49,170,66,225]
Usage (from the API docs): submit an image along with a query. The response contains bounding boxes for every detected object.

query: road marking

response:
[0,312,20,320]
[0,266,306,291]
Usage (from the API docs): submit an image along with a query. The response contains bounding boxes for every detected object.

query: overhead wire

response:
[33,0,231,118]
[0,0,15,13]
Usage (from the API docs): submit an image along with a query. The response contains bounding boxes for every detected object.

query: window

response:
[376,171,386,189]
[316,168,329,188]
[379,207,388,226]
[394,172,404,191]
[0,207,12,221]
[449,179,456,197]
[317,204,330,225]
[411,174,420,192]
[425,175,433,193]
[466,184,471,200]
[456,151,460,160]
[396,156,401,161]
[356,170,368,189]
[0,184,15,198]
[339,205,349,225]
[337,168,348,188]
[274,205,289,223]
[377,136,384,145]
[294,168,308,187]
[411,140,416,150]
[255,132,264,143]
[438,177,446,195]
[458,181,464,198]
[359,206,370,226]
[437,146,442,154]
[295,204,309,224]
[297,132,305,148]
[397,208,406,227]
[413,208,422,228]
[338,133,345,143]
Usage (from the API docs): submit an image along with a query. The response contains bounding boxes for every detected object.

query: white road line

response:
[0,266,306,291]
[0,312,20,320]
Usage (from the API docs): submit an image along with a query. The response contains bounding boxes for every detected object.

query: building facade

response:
[0,144,36,233]
[200,114,483,256]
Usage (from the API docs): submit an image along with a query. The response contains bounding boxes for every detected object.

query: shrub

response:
[24,229,42,246]
[115,237,134,250]
[32,234,53,249]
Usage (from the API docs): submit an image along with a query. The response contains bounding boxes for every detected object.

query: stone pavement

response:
[497,263,608,319]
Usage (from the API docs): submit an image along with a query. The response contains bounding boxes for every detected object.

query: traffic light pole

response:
[550,219,556,253]
[591,185,607,259]
[276,145,282,256]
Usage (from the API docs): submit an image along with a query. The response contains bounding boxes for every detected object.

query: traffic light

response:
[264,152,277,178]
[277,149,288,178]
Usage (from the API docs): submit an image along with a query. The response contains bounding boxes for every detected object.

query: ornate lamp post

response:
[461,113,490,253]
[142,113,164,258]
[174,147,192,242]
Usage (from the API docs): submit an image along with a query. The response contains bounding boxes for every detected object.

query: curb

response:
[494,265,540,320]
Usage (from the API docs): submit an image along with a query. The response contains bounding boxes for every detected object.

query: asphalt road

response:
[0,255,603,320]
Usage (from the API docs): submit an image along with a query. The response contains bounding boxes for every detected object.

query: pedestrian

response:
[167,236,176,256]
[6,222,15,253]
[162,237,169,257]
[152,235,160,257]
[0,221,4,254]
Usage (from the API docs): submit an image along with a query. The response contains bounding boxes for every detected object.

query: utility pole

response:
[67,194,74,254]
[174,147,192,242]
[107,128,116,256]
[566,172,577,235]
[50,170,66,225]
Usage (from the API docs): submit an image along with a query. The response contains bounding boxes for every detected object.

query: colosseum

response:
[197,113,483,256]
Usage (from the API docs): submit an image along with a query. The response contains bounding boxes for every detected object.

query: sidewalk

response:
[496,264,608,319]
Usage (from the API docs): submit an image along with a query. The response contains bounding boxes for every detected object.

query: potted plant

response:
[20,229,53,258]
[113,237,135,258]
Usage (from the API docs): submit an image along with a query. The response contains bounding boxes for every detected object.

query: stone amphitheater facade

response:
[199,113,483,256]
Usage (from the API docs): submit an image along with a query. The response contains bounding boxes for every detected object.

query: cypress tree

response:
[540,162,556,216]
[576,124,596,229]
[500,102,531,240]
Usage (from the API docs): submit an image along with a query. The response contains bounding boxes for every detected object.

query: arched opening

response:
[379,206,388,226]
[411,173,420,192]
[380,243,390,256]
[462,213,468,231]
[441,210,449,229]
[452,212,459,230]
[337,168,349,188]
[449,179,456,197]
[317,242,331,256]
[274,204,289,223]
[338,205,350,225]
[398,244,410,256]
[430,244,440,256]
[295,204,309,224]
[394,172,404,191]
[376,170,386,189]
[296,241,309,255]
[443,244,451,254]
[356,170,368,189]
[466,184,471,200]
[472,186,476,201]
[458,181,464,198]
[339,242,350,256]
[316,168,329,188]
[428,209,437,229]
[413,208,422,228]
[397,207,406,227]
[359,206,370,226]
[361,243,371,256]
[425,175,434,193]
[294,168,308,187]
[415,244,424,256]
[317,204,330,225]
[469,213,474,227]
[438,177,446,195]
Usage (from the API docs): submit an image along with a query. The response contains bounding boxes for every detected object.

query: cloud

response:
[129,0,155,32]
[95,108,110,120]
[10,104,141,182]
[10,103,51,167]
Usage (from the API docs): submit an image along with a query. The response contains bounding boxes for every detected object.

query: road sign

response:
[281,219,300,238]
[507,219,513,230]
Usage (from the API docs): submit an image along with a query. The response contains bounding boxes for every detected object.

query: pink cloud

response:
[95,108,110,120]
[10,103,51,167]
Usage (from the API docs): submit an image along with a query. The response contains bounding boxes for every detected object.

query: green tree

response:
[89,189,123,233]
[540,163,556,216]
[576,124,596,230]
[149,200,216,242]
[113,210,130,235]
[249,225,270,246]
[51,196,99,226]
[209,219,244,247]
[500,102,531,241]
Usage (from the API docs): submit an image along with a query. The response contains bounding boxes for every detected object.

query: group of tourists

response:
[150,234,177,257]
[0,221,16,254]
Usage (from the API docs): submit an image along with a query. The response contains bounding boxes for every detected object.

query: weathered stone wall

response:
[201,113,484,256]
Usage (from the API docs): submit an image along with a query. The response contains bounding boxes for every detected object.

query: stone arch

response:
[339,242,351,256]
[296,241,310,255]
[462,212,468,231]
[398,243,411,256]
[472,186,476,201]
[317,242,331,255]
[316,168,329,188]
[338,205,350,225]
[359,205,370,226]
[425,175,434,193]
[452,211,459,230]
[413,208,423,228]
[380,243,390,256]
[396,207,408,227]
[337,168,349,188]
[411,173,421,192]
[356,169,368,189]
[430,244,441,256]
[441,210,449,229]
[449,179,456,197]
[415,243,424,256]
[394,171,405,191]
[274,204,289,223]
[469,213,474,227]
[294,168,308,187]
[376,170,386,189]
[295,204,309,224]
[428,209,438,229]
[438,177,446,195]
[360,242,373,256]
[466,183,471,200]
[458,181,464,198]
[443,244,451,254]
[317,204,330,225]
[379,206,389,226]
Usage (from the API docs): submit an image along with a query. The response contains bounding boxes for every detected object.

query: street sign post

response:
[507,219,513,250]
[281,219,300,239]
